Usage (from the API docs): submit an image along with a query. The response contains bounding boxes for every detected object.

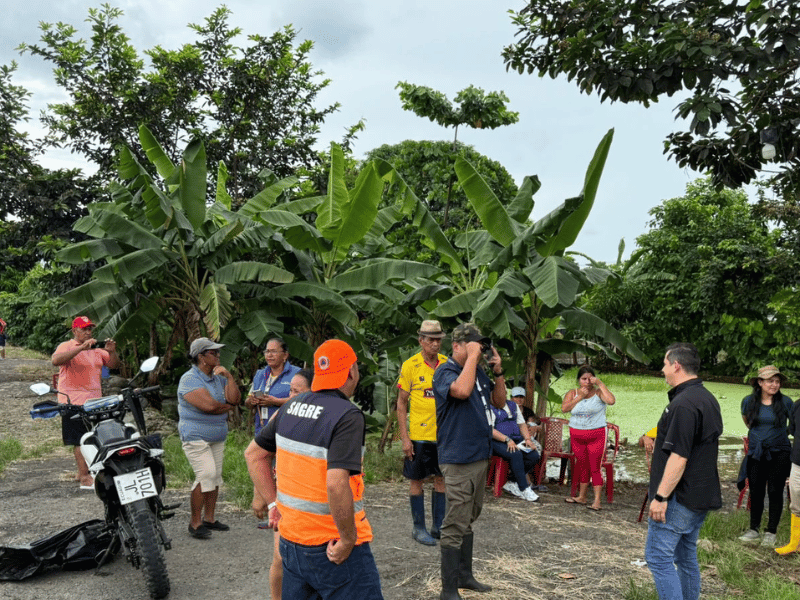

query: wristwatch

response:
[654,493,666,502]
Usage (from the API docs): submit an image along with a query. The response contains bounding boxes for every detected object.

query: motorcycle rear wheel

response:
[125,500,170,599]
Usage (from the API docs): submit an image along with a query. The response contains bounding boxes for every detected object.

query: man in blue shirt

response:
[432,323,507,599]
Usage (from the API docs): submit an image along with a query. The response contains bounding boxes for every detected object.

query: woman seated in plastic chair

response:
[489,396,541,502]
[561,366,616,511]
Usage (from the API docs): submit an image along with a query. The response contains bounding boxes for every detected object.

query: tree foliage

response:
[19,4,338,199]
[503,0,800,196]
[406,129,646,415]
[582,178,794,372]
[0,62,37,221]
[365,140,518,264]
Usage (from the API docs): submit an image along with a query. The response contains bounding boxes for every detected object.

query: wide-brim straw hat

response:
[418,320,446,338]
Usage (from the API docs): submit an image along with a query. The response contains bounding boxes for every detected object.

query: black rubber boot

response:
[458,533,492,592]
[430,490,446,539]
[410,495,436,546]
[440,545,463,600]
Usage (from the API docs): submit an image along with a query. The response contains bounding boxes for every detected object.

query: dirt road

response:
[0,357,730,599]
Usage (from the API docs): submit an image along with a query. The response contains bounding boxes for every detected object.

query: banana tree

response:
[55,125,298,373]
[232,142,444,372]
[424,129,646,415]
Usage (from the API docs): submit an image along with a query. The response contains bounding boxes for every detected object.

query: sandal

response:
[565,497,587,505]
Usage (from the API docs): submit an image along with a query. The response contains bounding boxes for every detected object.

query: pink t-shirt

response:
[55,340,111,405]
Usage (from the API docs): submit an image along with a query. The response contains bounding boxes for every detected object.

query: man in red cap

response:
[51,316,120,488]
[245,339,383,599]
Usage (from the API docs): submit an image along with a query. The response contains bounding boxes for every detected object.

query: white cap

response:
[510,386,525,397]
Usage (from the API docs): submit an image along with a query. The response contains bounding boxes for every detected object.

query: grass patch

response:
[0,438,23,474]
[624,510,800,600]
[364,435,404,484]
[22,439,63,459]
[162,429,261,511]
[5,345,49,360]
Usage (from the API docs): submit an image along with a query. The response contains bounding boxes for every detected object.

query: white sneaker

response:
[502,481,522,497]
[738,529,760,542]
[761,532,777,547]
[520,487,539,502]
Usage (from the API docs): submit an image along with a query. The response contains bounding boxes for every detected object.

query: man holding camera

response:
[51,316,119,488]
[432,322,507,599]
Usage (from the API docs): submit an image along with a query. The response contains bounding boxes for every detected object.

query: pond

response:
[541,434,746,486]
[543,369,799,486]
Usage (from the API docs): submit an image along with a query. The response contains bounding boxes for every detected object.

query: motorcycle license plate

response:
[114,468,158,505]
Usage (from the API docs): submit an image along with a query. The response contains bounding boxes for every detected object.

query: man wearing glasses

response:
[245,337,301,434]
[51,315,120,488]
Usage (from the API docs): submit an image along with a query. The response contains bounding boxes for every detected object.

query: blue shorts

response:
[402,441,442,481]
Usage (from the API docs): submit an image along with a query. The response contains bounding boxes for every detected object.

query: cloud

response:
[271,0,371,58]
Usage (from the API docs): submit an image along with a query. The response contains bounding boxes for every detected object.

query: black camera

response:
[91,341,107,349]
[480,338,494,363]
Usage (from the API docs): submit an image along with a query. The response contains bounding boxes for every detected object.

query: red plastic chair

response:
[603,423,620,503]
[637,439,653,523]
[737,436,751,510]
[535,417,575,489]
[486,455,509,497]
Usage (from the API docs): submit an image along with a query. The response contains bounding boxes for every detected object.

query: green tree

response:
[584,178,791,372]
[0,62,37,221]
[365,140,518,264]
[19,4,338,199]
[503,0,800,196]
[55,125,298,375]
[55,128,442,410]
[394,82,519,228]
[386,129,645,415]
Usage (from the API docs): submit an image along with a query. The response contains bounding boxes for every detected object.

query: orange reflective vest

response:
[274,390,373,546]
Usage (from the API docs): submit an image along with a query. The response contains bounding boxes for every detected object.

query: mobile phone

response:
[91,341,106,349]
[253,390,265,398]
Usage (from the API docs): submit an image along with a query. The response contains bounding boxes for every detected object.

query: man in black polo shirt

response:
[645,342,722,600]
[433,323,507,600]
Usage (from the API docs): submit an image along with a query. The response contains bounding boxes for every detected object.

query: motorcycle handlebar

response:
[135,386,160,395]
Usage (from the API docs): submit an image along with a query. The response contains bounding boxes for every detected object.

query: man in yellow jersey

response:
[245,339,383,599]
[397,320,448,546]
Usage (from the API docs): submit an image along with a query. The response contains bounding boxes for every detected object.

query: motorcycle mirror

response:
[30,383,52,396]
[140,356,159,373]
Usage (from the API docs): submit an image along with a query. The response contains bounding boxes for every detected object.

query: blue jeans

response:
[280,538,383,600]
[645,499,708,600]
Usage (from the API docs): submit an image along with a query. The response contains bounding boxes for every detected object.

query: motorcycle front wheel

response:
[124,499,170,599]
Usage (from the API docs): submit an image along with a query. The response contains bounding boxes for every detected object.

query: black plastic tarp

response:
[0,519,115,580]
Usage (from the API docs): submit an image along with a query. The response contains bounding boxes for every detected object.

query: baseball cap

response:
[451,322,490,346]
[189,337,225,358]
[72,316,95,329]
[312,339,357,392]
[510,387,526,397]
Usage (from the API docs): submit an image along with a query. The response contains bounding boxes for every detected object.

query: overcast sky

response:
[1,0,703,263]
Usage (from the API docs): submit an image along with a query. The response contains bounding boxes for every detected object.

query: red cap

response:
[312,340,357,392]
[72,316,95,329]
